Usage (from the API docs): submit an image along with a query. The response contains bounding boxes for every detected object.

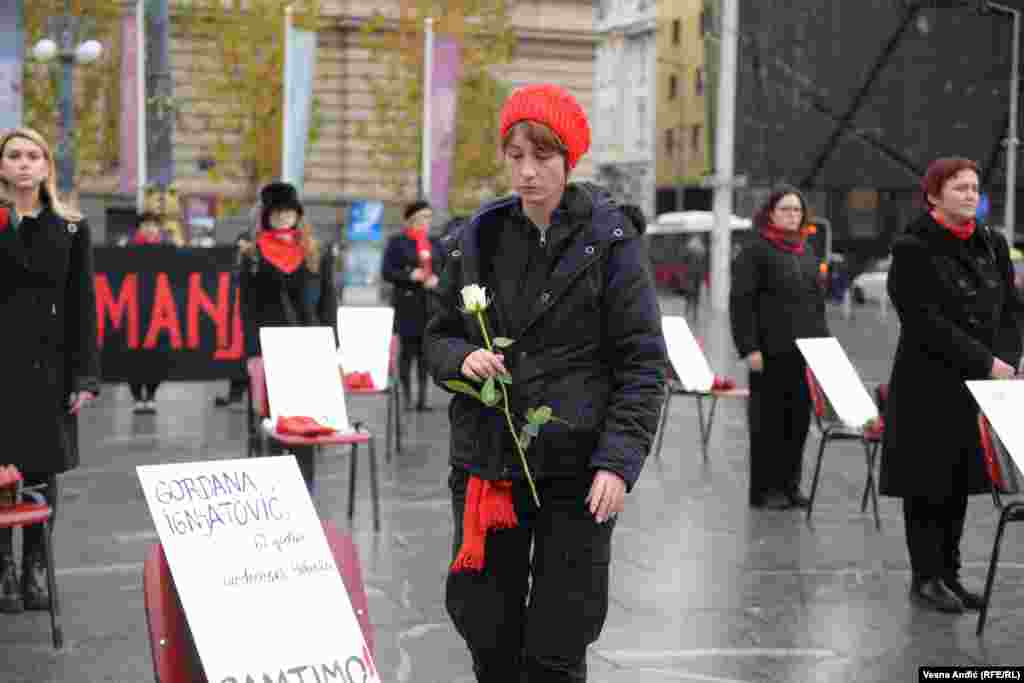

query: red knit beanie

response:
[500,83,591,171]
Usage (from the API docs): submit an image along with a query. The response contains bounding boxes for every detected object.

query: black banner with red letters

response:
[94,246,245,382]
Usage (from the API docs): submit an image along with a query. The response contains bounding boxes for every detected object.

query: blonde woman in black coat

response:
[881,158,1023,613]
[0,128,100,613]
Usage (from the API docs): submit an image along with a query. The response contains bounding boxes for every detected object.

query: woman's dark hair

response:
[921,157,979,207]
[753,184,810,231]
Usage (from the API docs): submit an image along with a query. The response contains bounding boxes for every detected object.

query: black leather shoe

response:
[0,553,23,613]
[751,491,793,510]
[944,576,985,610]
[415,402,433,412]
[21,552,49,612]
[214,394,242,407]
[786,490,812,508]
[911,578,964,613]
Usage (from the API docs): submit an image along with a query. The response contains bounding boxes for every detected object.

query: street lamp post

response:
[987,1,1021,247]
[31,7,103,197]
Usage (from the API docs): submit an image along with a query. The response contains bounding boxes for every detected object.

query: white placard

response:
[337,306,394,391]
[967,380,1024,475]
[136,457,380,682]
[662,315,714,392]
[260,327,350,431]
[796,337,879,428]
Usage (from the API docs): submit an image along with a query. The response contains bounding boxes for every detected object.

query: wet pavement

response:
[3,295,1023,682]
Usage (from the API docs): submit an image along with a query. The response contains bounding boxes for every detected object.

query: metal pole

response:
[58,54,74,197]
[422,17,434,202]
[136,0,147,211]
[710,0,737,312]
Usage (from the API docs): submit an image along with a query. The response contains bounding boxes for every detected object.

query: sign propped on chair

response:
[967,380,1024,475]
[662,315,715,392]
[136,457,380,682]
[796,337,879,428]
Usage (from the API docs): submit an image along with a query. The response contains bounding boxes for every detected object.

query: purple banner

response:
[119,4,141,194]
[429,37,461,212]
[0,1,23,131]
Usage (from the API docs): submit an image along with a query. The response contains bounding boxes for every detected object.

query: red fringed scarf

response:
[760,224,807,255]
[930,209,976,241]
[131,229,162,245]
[257,228,305,274]
[450,476,519,574]
[405,225,433,278]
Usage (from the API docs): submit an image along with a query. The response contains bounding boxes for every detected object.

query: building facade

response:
[77,0,599,241]
[592,0,708,220]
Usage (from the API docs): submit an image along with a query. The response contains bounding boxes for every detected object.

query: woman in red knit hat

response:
[425,84,666,681]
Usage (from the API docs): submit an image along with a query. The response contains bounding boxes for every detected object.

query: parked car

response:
[850,256,891,304]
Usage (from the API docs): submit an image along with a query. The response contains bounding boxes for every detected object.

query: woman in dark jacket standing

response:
[730,185,830,510]
[0,128,99,613]
[881,158,1023,614]
[425,84,665,683]
[381,201,444,411]
[240,182,337,491]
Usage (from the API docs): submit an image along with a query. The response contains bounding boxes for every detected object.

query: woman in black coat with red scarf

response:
[240,182,337,491]
[381,200,444,411]
[730,185,830,510]
[881,158,1023,614]
[0,128,99,613]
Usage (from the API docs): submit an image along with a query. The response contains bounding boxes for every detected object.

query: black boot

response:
[21,549,49,611]
[0,552,23,613]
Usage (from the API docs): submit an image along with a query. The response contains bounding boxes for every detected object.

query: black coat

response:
[240,245,337,357]
[424,184,666,490]
[880,213,1024,499]
[729,234,830,358]
[0,205,99,476]
[381,233,444,338]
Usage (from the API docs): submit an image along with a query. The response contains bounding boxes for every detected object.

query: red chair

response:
[804,369,883,530]
[345,334,402,463]
[976,414,1024,635]
[0,483,62,648]
[247,357,381,532]
[144,520,376,682]
[651,363,749,461]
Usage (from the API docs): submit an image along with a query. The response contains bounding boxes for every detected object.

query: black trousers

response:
[902,492,968,581]
[129,383,160,401]
[0,473,57,560]
[446,470,614,683]
[746,351,812,503]
[398,335,429,404]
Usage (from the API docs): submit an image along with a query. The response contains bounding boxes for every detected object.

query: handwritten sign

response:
[796,337,878,428]
[662,315,714,392]
[260,326,350,432]
[137,457,379,683]
[967,380,1024,476]
[338,306,394,391]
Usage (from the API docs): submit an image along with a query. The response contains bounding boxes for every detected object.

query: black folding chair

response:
[976,414,1024,635]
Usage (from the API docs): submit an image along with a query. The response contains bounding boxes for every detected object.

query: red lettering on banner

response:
[187,272,230,350]
[213,284,245,361]
[95,273,140,348]
[143,273,184,349]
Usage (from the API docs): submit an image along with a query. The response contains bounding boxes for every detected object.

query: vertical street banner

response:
[282,12,317,194]
[0,1,23,131]
[429,37,461,212]
[344,200,384,286]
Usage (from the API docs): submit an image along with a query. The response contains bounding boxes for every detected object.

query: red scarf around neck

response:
[257,228,305,274]
[405,225,433,278]
[930,209,976,241]
[131,229,162,245]
[760,224,807,254]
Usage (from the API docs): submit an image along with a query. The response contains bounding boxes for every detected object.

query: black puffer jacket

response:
[424,184,666,490]
[729,234,830,358]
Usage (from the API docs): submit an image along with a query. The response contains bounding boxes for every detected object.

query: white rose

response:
[461,284,489,313]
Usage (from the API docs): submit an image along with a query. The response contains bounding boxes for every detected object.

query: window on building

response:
[672,19,681,45]
[666,129,675,156]
[691,125,702,158]
[700,9,710,36]
[695,67,704,96]
[668,74,677,100]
